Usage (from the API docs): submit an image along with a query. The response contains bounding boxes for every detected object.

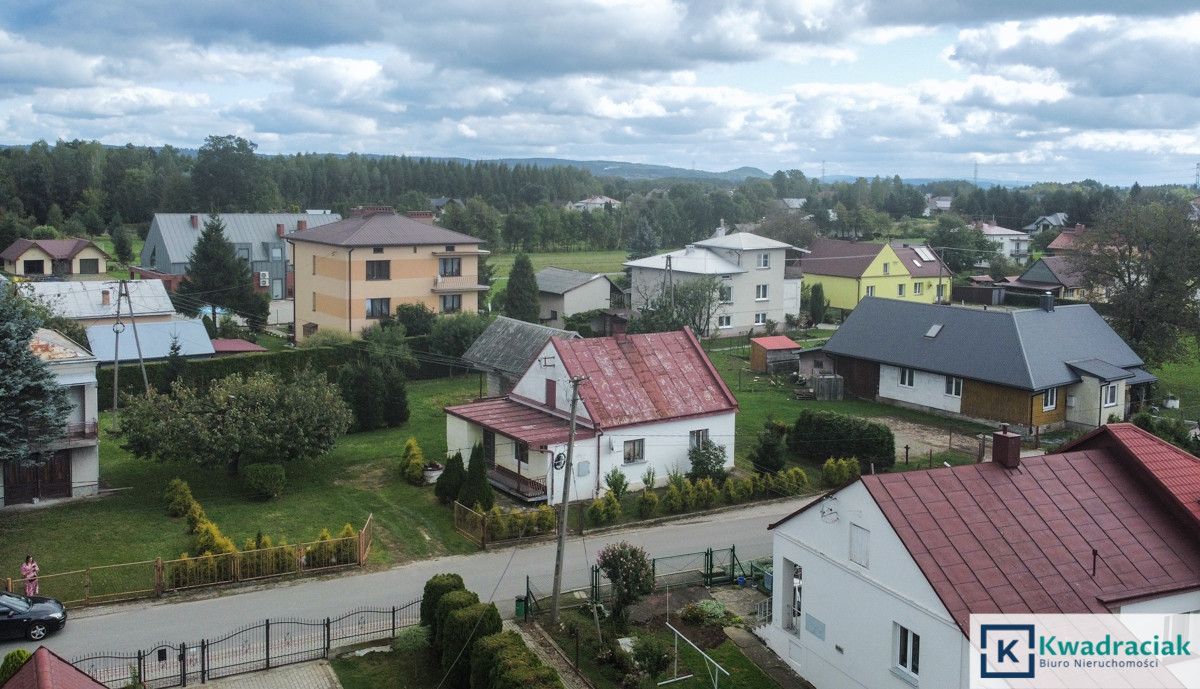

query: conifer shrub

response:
[637,490,659,518]
[421,573,465,626]
[243,463,285,500]
[441,603,502,687]
[436,452,466,505]
[164,478,194,517]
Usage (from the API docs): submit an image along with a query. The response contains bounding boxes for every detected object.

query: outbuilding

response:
[749,335,801,373]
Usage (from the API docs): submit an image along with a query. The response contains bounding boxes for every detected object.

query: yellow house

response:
[1,238,108,277]
[288,206,489,342]
[800,238,952,311]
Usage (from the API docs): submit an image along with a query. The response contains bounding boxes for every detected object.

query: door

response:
[271,278,284,299]
[3,451,72,505]
[483,431,496,467]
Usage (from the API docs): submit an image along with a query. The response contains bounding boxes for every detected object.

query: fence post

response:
[481,511,488,551]
[265,619,271,670]
[178,643,186,687]
[137,650,144,687]
[325,618,331,658]
[730,544,737,584]
[234,552,241,583]
[154,557,164,596]
[3,577,9,593]
[391,606,397,638]
[200,640,207,684]
[84,567,92,605]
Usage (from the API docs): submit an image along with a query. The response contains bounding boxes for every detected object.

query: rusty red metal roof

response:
[552,327,738,429]
[445,397,595,448]
[209,338,268,353]
[860,424,1200,634]
[3,646,107,689]
[750,336,800,351]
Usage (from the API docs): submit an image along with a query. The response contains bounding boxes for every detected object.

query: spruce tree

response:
[627,216,659,262]
[456,443,494,510]
[161,335,186,391]
[112,225,134,264]
[502,253,539,323]
[435,451,466,505]
[177,214,269,329]
[0,287,72,470]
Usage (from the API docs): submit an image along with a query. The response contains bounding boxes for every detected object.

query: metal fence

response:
[71,599,421,689]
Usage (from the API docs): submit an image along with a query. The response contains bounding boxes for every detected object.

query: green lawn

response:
[254,332,292,352]
[87,230,146,279]
[489,250,628,278]
[0,374,482,581]
[1151,336,1200,419]
[331,648,442,689]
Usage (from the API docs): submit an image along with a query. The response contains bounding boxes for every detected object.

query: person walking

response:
[20,555,39,596]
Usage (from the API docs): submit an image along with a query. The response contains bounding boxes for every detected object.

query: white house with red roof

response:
[445,328,738,504]
[762,424,1200,689]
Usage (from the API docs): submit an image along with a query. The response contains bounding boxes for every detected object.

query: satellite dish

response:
[553,452,566,470]
[820,496,839,523]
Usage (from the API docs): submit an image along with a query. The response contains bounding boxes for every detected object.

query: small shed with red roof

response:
[749,335,801,373]
[210,338,269,356]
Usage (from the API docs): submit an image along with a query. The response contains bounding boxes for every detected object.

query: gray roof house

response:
[140,212,342,299]
[535,267,622,329]
[822,297,1153,431]
[85,320,215,363]
[1023,212,1069,233]
[463,316,579,396]
[20,279,175,326]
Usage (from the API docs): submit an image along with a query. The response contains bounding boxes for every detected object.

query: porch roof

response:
[446,397,595,447]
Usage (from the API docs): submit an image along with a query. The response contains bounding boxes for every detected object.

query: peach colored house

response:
[1,238,109,277]
[288,206,488,341]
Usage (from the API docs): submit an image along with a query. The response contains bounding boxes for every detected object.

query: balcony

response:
[41,422,99,450]
[487,464,548,502]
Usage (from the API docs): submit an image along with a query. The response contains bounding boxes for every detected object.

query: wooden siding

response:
[832,355,879,400]
[1031,387,1067,426]
[960,379,1031,425]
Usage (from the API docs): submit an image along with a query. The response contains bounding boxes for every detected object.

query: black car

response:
[0,591,66,641]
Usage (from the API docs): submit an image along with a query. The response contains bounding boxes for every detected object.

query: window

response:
[755,284,768,301]
[1103,384,1118,407]
[439,257,462,277]
[312,255,317,275]
[372,247,384,254]
[365,297,391,319]
[1043,387,1058,411]
[757,252,770,269]
[270,246,284,261]
[23,259,45,274]
[945,376,962,397]
[545,379,557,407]
[515,442,529,464]
[936,283,945,299]
[689,429,709,450]
[78,258,99,275]
[895,624,920,679]
[623,439,645,464]
[865,285,875,297]
[717,315,732,329]
[445,245,456,252]
[718,284,733,303]
[897,284,905,297]
[311,292,316,312]
[913,282,922,295]
[849,524,870,567]
[789,562,803,627]
[899,367,915,387]
[549,309,558,321]
[440,294,462,313]
[366,260,391,280]
[754,312,767,325]
[236,247,250,261]
[882,261,890,275]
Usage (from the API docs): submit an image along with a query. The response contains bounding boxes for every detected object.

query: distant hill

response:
[820,174,1031,189]
[433,156,770,182]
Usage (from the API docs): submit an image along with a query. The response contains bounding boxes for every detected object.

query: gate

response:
[453,501,486,547]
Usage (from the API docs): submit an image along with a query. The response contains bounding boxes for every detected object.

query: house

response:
[1045,223,1088,254]
[445,328,737,504]
[210,338,268,356]
[19,279,175,327]
[799,238,951,311]
[462,316,580,396]
[535,267,622,329]
[567,195,622,212]
[2,330,99,506]
[626,231,803,336]
[430,197,465,218]
[777,198,807,213]
[1002,255,1096,301]
[0,646,107,688]
[922,195,953,216]
[1,238,108,277]
[822,297,1154,432]
[85,320,215,363]
[763,423,1200,689]
[1022,211,1069,234]
[971,221,1030,264]
[140,213,343,299]
[287,206,488,342]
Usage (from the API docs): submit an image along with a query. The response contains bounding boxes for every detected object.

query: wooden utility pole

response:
[119,280,151,393]
[550,375,586,625]
[110,286,124,432]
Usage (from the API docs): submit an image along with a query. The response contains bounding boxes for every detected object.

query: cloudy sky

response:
[1,1,1198,184]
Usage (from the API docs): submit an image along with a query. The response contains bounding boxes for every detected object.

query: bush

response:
[596,541,653,621]
[436,452,466,505]
[164,478,194,517]
[779,467,811,494]
[587,498,609,526]
[441,603,502,687]
[192,520,238,557]
[471,631,525,689]
[242,463,285,500]
[486,506,510,541]
[185,500,208,534]
[632,636,670,682]
[790,410,895,468]
[692,477,719,509]
[821,457,861,487]
[402,437,427,485]
[749,420,788,474]
[604,467,628,501]
[662,483,684,514]
[640,466,656,490]
[637,490,659,518]
[680,599,727,626]
[422,573,465,627]
[722,476,754,504]
[686,439,728,483]
[435,589,480,648]
[337,523,358,565]
[458,443,495,510]
[0,649,30,685]
[472,630,562,689]
[392,625,431,653]
[534,504,557,533]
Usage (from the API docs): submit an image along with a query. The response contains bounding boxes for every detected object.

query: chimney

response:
[276,223,285,238]
[190,214,199,229]
[406,210,435,225]
[991,424,1021,469]
[1040,291,1055,312]
[684,244,695,255]
[351,205,397,218]
[101,289,111,306]
[297,219,307,232]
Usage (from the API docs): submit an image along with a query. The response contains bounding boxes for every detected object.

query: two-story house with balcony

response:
[625,231,803,336]
[2,330,100,506]
[972,221,1031,265]
[288,206,488,341]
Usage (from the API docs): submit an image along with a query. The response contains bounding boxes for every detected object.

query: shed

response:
[749,335,801,373]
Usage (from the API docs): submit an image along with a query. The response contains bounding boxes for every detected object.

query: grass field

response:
[488,250,628,278]
[332,648,442,689]
[1151,336,1200,419]
[87,230,146,279]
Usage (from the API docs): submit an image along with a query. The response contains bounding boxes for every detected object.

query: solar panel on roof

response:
[925,324,943,338]
[914,247,936,261]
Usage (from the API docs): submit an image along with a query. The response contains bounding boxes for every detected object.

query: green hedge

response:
[422,573,466,626]
[434,589,480,648]
[441,603,502,688]
[789,410,895,468]
[471,631,562,689]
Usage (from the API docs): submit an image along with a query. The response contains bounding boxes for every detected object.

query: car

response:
[0,591,67,641]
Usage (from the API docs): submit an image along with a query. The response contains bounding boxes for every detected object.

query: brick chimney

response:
[276,223,285,238]
[405,210,435,224]
[297,219,308,232]
[101,289,111,306]
[992,424,1021,469]
[351,206,396,218]
[190,214,199,229]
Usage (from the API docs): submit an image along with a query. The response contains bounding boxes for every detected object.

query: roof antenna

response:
[1091,548,1098,577]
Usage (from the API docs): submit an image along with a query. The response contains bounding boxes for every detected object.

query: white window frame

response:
[897,283,905,297]
[717,315,732,329]
[882,261,890,275]
[365,297,391,319]
[718,283,733,304]
[894,623,920,680]
[623,439,645,464]
[755,284,768,301]
[440,293,462,313]
[1043,387,1058,411]
[899,367,915,388]
[689,429,709,450]
[1103,384,1118,408]
[913,281,922,295]
[944,376,962,398]
[757,252,770,269]
[865,285,875,297]
[849,523,870,567]
[754,312,767,326]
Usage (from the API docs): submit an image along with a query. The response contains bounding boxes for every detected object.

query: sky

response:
[1,1,1198,185]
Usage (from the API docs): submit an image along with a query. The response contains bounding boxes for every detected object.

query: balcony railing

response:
[487,464,548,501]
[64,422,98,440]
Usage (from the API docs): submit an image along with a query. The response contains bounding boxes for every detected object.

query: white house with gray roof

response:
[535,267,621,329]
[462,316,579,396]
[822,297,1154,432]
[20,279,175,327]
[140,212,342,299]
[625,231,804,336]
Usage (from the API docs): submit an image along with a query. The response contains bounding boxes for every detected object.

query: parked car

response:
[0,591,67,640]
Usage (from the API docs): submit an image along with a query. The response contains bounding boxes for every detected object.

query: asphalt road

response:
[1,496,810,660]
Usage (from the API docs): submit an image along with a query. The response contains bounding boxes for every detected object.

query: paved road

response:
[1,497,809,659]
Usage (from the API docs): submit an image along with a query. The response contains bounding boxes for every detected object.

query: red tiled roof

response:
[2,646,107,689]
[209,338,268,353]
[553,328,738,429]
[750,336,800,351]
[1,238,106,263]
[860,424,1200,634]
[445,397,596,447]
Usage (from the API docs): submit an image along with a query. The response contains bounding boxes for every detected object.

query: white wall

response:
[1118,589,1200,614]
[71,445,99,497]
[765,482,967,689]
[1065,377,1126,428]
[877,364,963,414]
[538,292,566,327]
[510,342,593,421]
[563,278,613,316]
[445,414,483,461]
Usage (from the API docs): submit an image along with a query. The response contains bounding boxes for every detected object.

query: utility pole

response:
[118,280,151,393]
[110,286,123,432]
[550,375,586,625]
[666,255,675,312]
